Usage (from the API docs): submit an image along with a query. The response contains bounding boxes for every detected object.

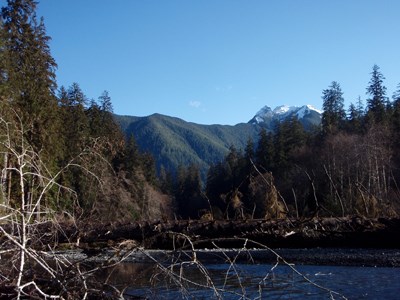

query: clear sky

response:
[32,0,400,125]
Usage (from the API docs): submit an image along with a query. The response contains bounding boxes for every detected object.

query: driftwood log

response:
[13,217,399,250]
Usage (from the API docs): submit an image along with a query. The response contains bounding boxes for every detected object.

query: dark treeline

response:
[1,1,399,223]
[0,0,173,222]
[168,66,400,220]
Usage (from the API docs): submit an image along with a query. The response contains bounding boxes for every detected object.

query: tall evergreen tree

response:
[347,96,364,133]
[244,138,254,162]
[87,99,102,137]
[225,145,244,188]
[356,95,365,116]
[98,91,125,159]
[273,116,306,174]
[67,82,87,107]
[175,164,204,219]
[59,83,89,159]
[321,81,346,136]
[57,86,69,107]
[255,128,274,172]
[243,138,254,174]
[206,162,227,207]
[141,152,157,184]
[98,90,120,139]
[99,90,113,113]
[124,134,141,173]
[1,0,58,153]
[366,65,388,124]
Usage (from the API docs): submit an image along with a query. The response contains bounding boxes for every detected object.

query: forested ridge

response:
[114,113,261,181]
[0,0,172,223]
[1,0,400,226]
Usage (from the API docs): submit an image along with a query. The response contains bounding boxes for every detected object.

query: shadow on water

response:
[94,260,400,299]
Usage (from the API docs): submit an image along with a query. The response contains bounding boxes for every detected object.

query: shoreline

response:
[57,247,400,268]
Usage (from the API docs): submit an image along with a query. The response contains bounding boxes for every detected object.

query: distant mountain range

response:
[115,105,322,178]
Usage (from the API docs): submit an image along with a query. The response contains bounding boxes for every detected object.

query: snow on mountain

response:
[249,104,322,129]
[295,105,322,119]
[255,105,273,116]
[273,105,294,115]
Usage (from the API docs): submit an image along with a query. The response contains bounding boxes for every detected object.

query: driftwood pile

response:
[46,217,400,250]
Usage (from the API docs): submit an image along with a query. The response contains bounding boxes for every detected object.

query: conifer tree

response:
[67,82,87,107]
[60,83,89,159]
[124,134,141,174]
[243,138,254,174]
[141,152,157,184]
[347,96,364,133]
[1,0,63,214]
[1,0,58,154]
[225,145,243,188]
[175,164,204,218]
[87,99,102,137]
[99,90,113,113]
[57,86,69,107]
[366,65,388,124]
[244,138,254,162]
[321,81,346,136]
[273,116,305,175]
[98,90,123,147]
[255,128,274,171]
[84,91,124,161]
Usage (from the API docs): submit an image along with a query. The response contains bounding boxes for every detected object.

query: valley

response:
[114,104,322,177]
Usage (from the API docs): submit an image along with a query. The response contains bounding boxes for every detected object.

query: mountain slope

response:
[118,113,260,177]
[115,104,322,178]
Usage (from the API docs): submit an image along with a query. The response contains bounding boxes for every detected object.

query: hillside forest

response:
[1,0,400,224]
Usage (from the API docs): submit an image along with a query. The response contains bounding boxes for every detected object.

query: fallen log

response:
[58,217,400,249]
[1,217,399,250]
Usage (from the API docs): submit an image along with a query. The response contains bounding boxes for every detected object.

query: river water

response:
[93,248,400,299]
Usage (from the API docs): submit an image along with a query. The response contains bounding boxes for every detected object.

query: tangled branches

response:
[0,111,121,298]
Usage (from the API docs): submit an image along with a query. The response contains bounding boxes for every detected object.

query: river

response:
[90,248,400,299]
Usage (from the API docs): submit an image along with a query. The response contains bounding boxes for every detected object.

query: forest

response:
[0,0,174,224]
[1,0,400,226]
[198,73,400,221]
[1,1,400,298]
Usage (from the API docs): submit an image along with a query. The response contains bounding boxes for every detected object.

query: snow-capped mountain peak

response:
[249,104,322,129]
[273,105,293,115]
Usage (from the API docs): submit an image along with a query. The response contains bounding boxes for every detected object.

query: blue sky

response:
[33,0,400,125]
